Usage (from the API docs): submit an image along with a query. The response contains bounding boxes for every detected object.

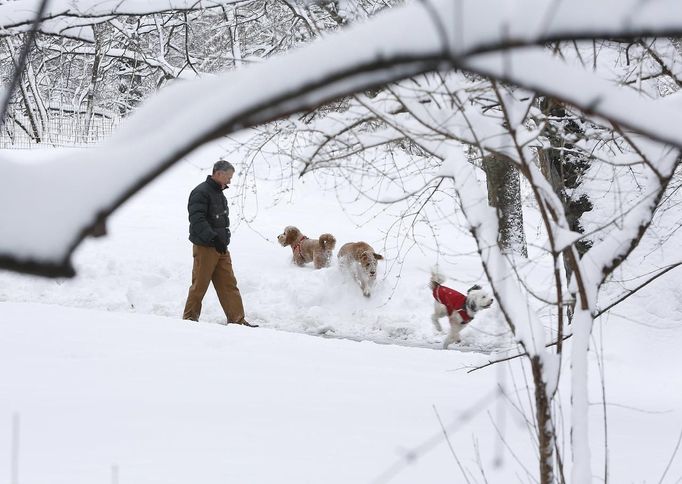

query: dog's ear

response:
[468,284,482,292]
[373,253,383,260]
[466,297,477,313]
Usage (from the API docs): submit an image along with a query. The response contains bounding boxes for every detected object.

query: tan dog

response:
[337,242,384,297]
[277,226,336,269]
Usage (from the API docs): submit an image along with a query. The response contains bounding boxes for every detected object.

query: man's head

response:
[211,160,235,189]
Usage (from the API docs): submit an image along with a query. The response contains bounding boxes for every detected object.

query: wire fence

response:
[0,106,120,149]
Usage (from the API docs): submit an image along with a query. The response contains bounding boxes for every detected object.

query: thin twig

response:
[372,390,498,484]
[467,334,573,373]
[659,427,682,484]
[596,262,682,317]
[487,411,539,484]
[11,413,20,484]
[433,405,472,484]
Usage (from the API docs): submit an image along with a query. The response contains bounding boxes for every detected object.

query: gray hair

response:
[213,160,235,173]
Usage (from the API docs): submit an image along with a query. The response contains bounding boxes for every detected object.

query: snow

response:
[1,143,682,482]
[0,302,497,484]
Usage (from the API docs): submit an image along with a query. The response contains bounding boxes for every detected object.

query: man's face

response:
[213,169,234,189]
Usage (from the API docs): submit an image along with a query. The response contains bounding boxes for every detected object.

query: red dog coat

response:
[433,284,472,323]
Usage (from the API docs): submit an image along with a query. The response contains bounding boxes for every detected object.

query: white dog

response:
[430,272,494,349]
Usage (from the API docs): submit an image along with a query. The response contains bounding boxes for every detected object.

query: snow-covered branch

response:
[465,48,682,151]
[443,147,559,482]
[0,0,241,38]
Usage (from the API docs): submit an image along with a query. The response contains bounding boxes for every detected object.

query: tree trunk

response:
[117,54,143,116]
[83,25,103,142]
[225,5,242,69]
[23,57,48,137]
[483,155,528,257]
[5,37,42,143]
[531,356,555,484]
[538,97,593,265]
[18,81,42,143]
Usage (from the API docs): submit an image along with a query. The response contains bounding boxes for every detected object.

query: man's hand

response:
[212,237,227,254]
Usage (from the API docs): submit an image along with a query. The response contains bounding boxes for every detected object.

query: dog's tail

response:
[318,233,336,251]
[430,268,446,291]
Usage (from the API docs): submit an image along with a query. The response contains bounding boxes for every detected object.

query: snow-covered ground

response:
[1,143,681,483]
[0,302,501,484]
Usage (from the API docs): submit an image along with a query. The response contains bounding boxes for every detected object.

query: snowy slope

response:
[0,302,500,484]
[1,300,681,484]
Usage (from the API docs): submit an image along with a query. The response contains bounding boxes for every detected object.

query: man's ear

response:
[468,284,482,292]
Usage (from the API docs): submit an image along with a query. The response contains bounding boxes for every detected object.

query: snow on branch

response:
[580,150,680,306]
[351,85,571,237]
[465,48,682,151]
[0,0,240,27]
[0,0,241,41]
[566,146,679,484]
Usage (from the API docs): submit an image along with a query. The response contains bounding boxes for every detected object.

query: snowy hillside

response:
[2,299,681,484]
[1,143,682,483]
[0,302,501,484]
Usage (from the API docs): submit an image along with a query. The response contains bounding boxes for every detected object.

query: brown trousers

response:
[182,244,245,323]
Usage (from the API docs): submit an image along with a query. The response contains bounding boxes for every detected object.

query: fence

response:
[0,106,120,149]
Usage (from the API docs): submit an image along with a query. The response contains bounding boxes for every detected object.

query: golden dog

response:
[337,241,384,297]
[278,226,336,269]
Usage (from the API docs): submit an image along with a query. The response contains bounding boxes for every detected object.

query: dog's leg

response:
[351,263,370,296]
[314,250,331,269]
[293,251,305,266]
[363,275,377,298]
[431,314,442,333]
[431,301,445,332]
[361,277,370,297]
[443,314,464,349]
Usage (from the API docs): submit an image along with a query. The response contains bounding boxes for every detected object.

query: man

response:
[182,160,257,327]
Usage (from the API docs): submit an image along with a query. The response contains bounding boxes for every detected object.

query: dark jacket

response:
[188,176,231,247]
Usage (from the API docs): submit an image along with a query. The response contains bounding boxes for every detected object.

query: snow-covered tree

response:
[2,1,682,482]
